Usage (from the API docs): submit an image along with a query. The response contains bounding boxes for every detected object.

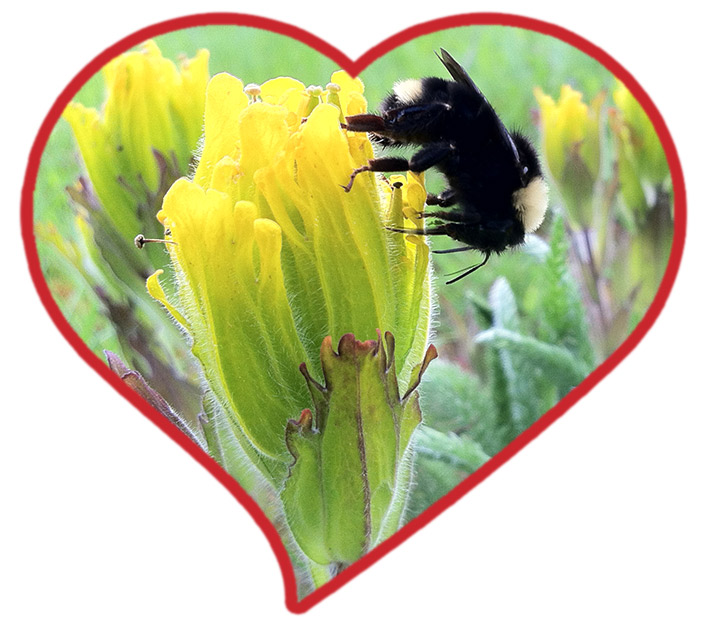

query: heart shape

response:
[21,12,685,613]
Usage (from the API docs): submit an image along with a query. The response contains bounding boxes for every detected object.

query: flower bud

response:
[534,85,605,229]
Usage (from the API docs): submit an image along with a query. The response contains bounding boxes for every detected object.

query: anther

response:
[244,83,262,101]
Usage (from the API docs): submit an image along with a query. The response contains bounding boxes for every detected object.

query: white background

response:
[2,1,699,632]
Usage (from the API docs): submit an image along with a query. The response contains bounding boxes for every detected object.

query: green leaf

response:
[490,276,520,332]
[419,359,495,435]
[475,327,589,390]
[413,426,489,473]
[485,277,537,437]
[539,214,596,370]
[408,427,489,521]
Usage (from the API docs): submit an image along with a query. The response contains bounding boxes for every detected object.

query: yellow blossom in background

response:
[534,85,602,179]
[47,41,211,421]
[608,81,673,324]
[534,85,604,228]
[612,81,667,184]
[63,40,209,242]
[610,80,669,219]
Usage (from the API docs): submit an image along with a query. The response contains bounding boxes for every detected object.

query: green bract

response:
[283,333,436,566]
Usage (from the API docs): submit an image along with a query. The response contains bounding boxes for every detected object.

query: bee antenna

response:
[385,225,450,237]
[445,252,491,284]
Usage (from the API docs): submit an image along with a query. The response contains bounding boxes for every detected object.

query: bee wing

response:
[437,48,485,99]
[437,48,520,165]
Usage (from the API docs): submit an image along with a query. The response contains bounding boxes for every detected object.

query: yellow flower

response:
[610,80,669,218]
[63,40,209,242]
[150,71,432,474]
[534,85,604,228]
[55,41,212,424]
[147,70,434,571]
[608,81,672,321]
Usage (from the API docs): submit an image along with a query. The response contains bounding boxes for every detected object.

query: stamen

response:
[306,85,323,97]
[244,83,262,102]
[134,234,178,249]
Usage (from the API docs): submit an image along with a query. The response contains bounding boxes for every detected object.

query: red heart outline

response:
[21,12,686,614]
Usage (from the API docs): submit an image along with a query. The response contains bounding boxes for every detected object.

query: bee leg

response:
[342,156,411,192]
[420,210,478,224]
[343,142,453,192]
[342,165,370,192]
[425,190,456,207]
[386,225,451,236]
[406,142,454,173]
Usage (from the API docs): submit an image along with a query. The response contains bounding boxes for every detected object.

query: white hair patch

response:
[393,79,424,104]
[513,176,549,233]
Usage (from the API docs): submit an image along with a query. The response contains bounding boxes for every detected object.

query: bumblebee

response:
[343,49,549,283]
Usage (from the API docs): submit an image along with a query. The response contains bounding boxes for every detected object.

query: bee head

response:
[510,132,549,234]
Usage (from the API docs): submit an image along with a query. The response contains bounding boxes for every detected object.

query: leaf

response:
[419,359,495,435]
[485,277,539,437]
[490,276,520,332]
[474,328,589,390]
[413,426,489,473]
[105,350,206,450]
[539,214,596,371]
[408,427,489,521]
